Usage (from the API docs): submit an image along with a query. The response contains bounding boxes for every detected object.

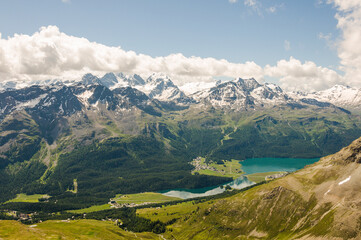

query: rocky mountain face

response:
[167,136,361,239]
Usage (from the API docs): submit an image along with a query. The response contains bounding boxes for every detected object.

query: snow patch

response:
[77,90,93,101]
[76,90,93,107]
[15,94,47,110]
[324,189,331,196]
[338,176,351,185]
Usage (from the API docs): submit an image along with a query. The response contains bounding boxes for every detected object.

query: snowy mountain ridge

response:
[192,77,290,110]
[1,72,360,111]
[290,85,361,111]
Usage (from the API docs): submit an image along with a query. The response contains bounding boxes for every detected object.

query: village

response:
[190,157,243,179]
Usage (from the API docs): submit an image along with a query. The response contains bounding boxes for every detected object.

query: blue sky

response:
[0,0,339,67]
[0,0,359,92]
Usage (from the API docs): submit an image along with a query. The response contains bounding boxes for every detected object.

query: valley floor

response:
[0,219,160,240]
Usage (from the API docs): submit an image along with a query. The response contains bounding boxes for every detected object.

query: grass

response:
[246,171,287,183]
[5,194,50,203]
[137,201,200,222]
[67,193,180,214]
[68,204,111,214]
[113,192,181,205]
[192,158,243,179]
[0,220,159,239]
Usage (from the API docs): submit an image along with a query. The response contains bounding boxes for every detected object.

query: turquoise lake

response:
[241,157,320,174]
[160,157,320,199]
[159,176,254,199]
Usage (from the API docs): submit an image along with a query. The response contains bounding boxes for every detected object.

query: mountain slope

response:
[165,137,361,239]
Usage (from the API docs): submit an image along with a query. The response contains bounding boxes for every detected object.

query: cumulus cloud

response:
[0,14,355,93]
[0,26,264,87]
[327,0,361,88]
[264,57,342,92]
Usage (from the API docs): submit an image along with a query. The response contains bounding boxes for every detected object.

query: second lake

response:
[160,157,320,199]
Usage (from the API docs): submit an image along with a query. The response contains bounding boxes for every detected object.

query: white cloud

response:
[327,0,361,88]
[0,26,264,87]
[264,57,342,92]
[284,40,291,51]
[318,32,332,41]
[62,0,70,3]
[243,1,284,16]
[244,0,257,7]
[267,6,277,13]
[244,0,261,15]
[0,23,350,93]
[229,0,237,3]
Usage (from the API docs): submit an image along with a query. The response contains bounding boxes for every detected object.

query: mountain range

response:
[1,72,361,112]
[0,72,361,205]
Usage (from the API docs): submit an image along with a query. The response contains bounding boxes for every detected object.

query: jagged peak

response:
[235,77,261,90]
[102,72,117,80]
[82,73,100,86]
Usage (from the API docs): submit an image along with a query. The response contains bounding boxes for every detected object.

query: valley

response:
[0,73,361,239]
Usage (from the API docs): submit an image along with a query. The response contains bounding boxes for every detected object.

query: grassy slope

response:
[137,201,200,223]
[113,192,181,204]
[5,194,50,203]
[68,204,111,214]
[0,220,160,240]
[67,193,181,214]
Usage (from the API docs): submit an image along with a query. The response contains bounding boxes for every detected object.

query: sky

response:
[0,0,360,92]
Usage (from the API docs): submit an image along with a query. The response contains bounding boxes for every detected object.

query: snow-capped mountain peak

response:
[193,77,289,110]
[99,72,119,88]
[290,84,361,111]
[147,72,172,83]
[115,73,145,87]
[234,77,261,92]
[130,73,186,101]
